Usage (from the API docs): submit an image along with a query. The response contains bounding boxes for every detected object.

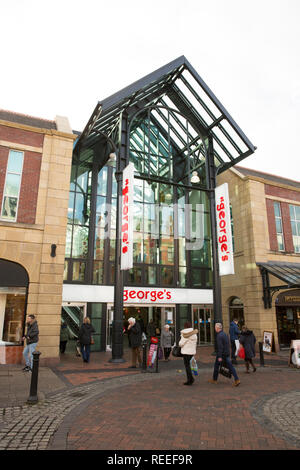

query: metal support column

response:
[110,112,128,363]
[205,134,223,350]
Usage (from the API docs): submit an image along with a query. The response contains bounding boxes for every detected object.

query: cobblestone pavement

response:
[0,371,173,450]
[251,390,300,448]
[1,365,299,451]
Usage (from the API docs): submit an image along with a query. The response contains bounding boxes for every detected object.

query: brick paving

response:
[0,346,299,451]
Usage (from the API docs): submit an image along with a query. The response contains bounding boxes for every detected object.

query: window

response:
[289,204,300,253]
[274,202,285,251]
[1,150,24,221]
[229,297,244,326]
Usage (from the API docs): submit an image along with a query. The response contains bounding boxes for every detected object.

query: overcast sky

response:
[1,0,300,180]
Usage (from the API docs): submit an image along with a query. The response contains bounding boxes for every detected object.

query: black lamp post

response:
[109,112,128,363]
[205,134,223,352]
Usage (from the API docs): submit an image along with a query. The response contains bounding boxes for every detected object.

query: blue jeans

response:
[23,343,37,368]
[81,344,90,362]
[213,356,239,381]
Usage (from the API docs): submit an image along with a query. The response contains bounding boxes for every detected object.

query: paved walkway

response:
[0,347,299,451]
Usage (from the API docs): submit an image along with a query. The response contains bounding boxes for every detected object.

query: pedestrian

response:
[160,324,174,361]
[239,325,257,373]
[127,317,142,368]
[209,323,240,386]
[78,317,95,363]
[22,314,39,372]
[179,321,198,386]
[136,314,145,333]
[60,322,69,354]
[229,317,240,364]
[146,318,156,340]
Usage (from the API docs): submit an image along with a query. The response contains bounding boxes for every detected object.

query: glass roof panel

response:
[77,56,256,174]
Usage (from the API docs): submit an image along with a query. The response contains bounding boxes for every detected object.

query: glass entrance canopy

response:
[75,56,256,178]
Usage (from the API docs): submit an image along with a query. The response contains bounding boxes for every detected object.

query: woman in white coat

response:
[179,321,198,385]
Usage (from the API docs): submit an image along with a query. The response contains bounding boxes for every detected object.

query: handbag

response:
[172,345,183,357]
[90,336,95,345]
[219,359,232,379]
[190,356,198,376]
[238,345,245,359]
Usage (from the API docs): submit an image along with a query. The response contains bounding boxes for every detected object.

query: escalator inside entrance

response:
[61,304,86,355]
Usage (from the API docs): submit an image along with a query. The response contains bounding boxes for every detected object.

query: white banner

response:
[121,162,134,270]
[215,183,234,276]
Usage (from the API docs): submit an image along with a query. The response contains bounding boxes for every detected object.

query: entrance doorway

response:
[192,305,213,345]
[61,303,87,354]
[276,306,300,349]
[106,305,175,350]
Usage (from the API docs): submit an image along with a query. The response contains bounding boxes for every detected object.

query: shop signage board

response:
[215,183,234,276]
[121,162,134,270]
[63,285,213,305]
[262,331,273,353]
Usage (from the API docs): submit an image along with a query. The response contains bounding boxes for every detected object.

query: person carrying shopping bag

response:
[160,324,174,361]
[179,322,198,386]
[239,325,256,373]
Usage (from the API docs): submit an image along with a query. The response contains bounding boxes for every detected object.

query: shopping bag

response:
[238,345,245,359]
[235,339,240,356]
[219,360,232,379]
[172,345,183,357]
[158,347,163,360]
[190,356,198,376]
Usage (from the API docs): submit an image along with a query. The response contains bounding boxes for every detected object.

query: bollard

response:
[258,342,265,367]
[27,351,41,404]
[141,339,147,373]
[155,342,160,373]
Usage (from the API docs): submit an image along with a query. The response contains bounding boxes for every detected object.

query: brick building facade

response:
[218,166,300,351]
[0,110,75,364]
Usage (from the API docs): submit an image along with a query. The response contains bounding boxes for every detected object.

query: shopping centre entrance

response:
[106,304,175,350]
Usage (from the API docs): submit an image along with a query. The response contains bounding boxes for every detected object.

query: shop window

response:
[229,297,244,326]
[289,204,300,253]
[1,150,24,222]
[0,290,26,344]
[0,260,28,345]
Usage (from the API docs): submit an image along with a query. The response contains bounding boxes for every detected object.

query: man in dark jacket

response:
[127,317,142,368]
[229,318,240,364]
[209,323,240,386]
[22,314,39,372]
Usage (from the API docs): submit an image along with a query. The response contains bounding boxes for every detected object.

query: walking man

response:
[209,323,240,386]
[22,314,39,372]
[229,317,240,364]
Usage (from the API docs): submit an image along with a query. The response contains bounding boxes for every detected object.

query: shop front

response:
[275,289,300,349]
[62,284,213,351]
[0,259,29,364]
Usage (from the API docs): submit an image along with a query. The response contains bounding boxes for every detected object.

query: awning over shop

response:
[257,261,300,308]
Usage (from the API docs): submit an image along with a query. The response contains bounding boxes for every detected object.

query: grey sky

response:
[1,0,299,180]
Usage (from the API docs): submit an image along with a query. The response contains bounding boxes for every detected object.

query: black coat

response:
[128,322,142,348]
[216,331,230,359]
[25,320,39,344]
[239,330,256,359]
[78,323,95,345]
